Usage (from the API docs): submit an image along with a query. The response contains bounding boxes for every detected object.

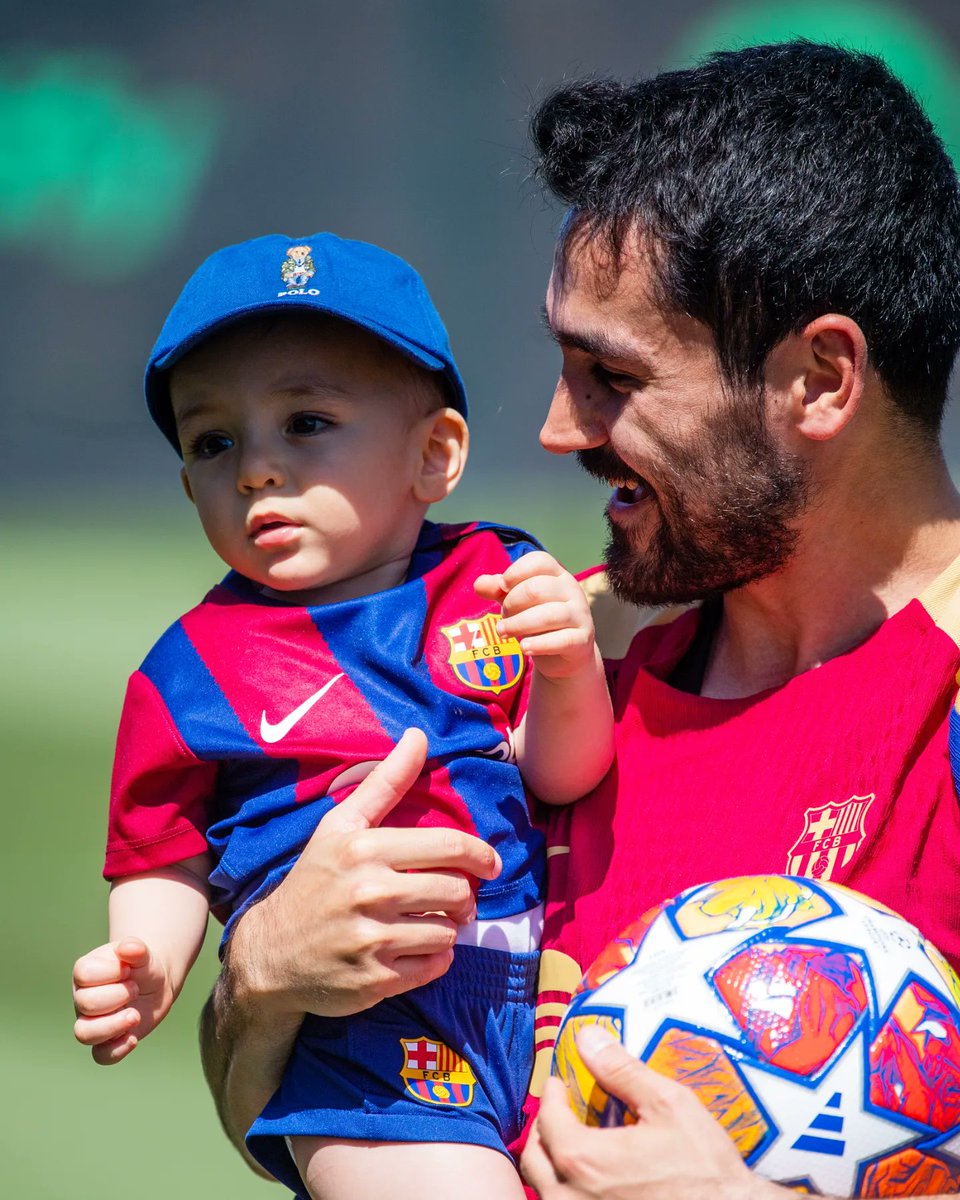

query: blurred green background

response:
[7,1,960,1196]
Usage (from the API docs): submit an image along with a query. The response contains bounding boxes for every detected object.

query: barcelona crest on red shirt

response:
[441,613,524,695]
[399,1036,476,1106]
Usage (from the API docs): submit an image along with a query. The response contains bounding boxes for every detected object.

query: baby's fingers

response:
[499,551,564,588]
[514,628,593,659]
[74,1006,141,1049]
[91,1033,139,1066]
[499,601,586,642]
[474,572,507,601]
[114,937,151,970]
[73,978,139,1019]
[72,943,130,989]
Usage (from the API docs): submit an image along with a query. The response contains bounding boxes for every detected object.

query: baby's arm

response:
[476,551,614,805]
[72,854,211,1064]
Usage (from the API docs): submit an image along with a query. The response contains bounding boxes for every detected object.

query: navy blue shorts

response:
[247,944,539,1196]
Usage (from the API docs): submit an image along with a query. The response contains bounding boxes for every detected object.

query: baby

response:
[72,232,614,1199]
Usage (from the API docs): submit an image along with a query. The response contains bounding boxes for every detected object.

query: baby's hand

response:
[72,937,173,1065]
[475,551,596,681]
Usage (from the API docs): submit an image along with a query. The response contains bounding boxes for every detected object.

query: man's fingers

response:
[576,1024,675,1118]
[536,1074,590,1164]
[381,948,457,997]
[381,912,461,957]
[521,1089,577,1198]
[341,824,501,880]
[387,869,478,923]
[520,1115,559,1194]
[311,728,429,837]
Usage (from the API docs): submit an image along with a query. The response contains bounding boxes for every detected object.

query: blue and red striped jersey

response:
[105,520,546,929]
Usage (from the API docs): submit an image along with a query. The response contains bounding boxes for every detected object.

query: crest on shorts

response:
[440,614,524,695]
[280,244,315,288]
[399,1036,476,1106]
[785,794,875,881]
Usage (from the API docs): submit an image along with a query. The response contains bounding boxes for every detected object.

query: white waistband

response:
[454,904,544,954]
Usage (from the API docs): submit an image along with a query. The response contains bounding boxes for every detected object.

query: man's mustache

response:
[577,447,642,486]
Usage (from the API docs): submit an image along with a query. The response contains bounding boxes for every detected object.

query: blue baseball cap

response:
[144,232,468,451]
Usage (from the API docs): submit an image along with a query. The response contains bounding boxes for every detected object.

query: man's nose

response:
[236,439,284,493]
[539,378,607,455]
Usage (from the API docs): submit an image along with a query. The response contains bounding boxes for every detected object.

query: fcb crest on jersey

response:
[399,1036,476,1106]
[786,794,875,881]
[440,613,524,695]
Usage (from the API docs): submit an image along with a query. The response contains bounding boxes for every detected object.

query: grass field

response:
[3,476,604,1199]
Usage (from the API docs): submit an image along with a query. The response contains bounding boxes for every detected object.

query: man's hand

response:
[522,1026,781,1200]
[201,728,503,1164]
[476,551,597,681]
[226,727,502,1021]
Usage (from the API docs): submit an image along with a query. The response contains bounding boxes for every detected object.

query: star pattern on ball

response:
[595,915,747,1052]
[739,1030,918,1197]
[812,894,954,1016]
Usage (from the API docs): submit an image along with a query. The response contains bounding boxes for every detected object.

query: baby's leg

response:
[291,1136,526,1200]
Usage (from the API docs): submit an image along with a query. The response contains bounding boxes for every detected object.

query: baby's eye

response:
[288,412,330,436]
[190,431,233,459]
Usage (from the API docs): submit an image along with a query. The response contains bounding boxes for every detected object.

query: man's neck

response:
[700,454,960,700]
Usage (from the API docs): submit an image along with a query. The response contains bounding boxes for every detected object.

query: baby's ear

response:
[414,408,469,503]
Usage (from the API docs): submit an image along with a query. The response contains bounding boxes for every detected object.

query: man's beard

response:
[579,394,810,606]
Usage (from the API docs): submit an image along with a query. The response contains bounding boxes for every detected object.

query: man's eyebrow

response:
[540,304,638,363]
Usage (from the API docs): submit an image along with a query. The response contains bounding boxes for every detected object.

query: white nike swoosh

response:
[260,673,344,744]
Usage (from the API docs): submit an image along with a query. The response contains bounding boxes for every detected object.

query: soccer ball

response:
[552,875,960,1197]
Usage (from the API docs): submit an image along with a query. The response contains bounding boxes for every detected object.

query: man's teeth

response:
[608,478,639,490]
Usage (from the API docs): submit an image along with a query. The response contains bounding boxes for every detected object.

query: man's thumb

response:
[314,728,428,836]
[575,1025,665,1116]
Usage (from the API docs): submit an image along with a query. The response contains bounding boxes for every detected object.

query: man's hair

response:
[531,41,960,433]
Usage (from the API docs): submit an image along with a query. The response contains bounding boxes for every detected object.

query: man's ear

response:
[780,314,867,443]
[180,466,195,503]
[414,408,469,503]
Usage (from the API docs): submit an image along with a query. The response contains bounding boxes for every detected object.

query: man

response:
[199,42,960,1198]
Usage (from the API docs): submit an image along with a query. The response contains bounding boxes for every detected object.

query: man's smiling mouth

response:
[607,477,649,507]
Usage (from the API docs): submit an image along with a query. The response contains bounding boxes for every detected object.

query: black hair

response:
[531,41,960,433]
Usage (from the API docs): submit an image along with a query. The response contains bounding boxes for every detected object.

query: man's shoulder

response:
[916,550,960,649]
[577,567,697,663]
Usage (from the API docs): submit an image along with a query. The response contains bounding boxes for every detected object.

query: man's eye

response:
[593,364,641,390]
[190,432,233,458]
[288,413,330,436]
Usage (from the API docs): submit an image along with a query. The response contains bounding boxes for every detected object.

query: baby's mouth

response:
[249,515,301,547]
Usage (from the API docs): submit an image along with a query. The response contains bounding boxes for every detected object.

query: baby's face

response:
[170,314,436,605]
